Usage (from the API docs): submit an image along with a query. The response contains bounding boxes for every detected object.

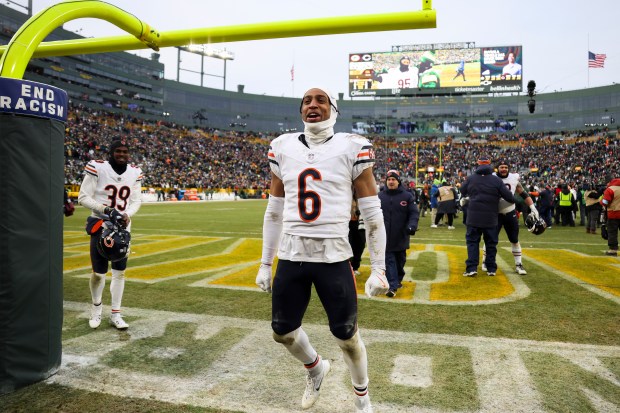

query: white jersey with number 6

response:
[268,132,374,239]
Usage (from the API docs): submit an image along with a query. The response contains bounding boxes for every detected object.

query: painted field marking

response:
[53,301,620,413]
[64,237,619,304]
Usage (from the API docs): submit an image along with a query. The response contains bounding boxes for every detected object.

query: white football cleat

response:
[481,263,488,272]
[430,224,438,228]
[516,264,527,275]
[89,304,103,329]
[109,313,129,330]
[301,359,330,409]
[355,393,373,412]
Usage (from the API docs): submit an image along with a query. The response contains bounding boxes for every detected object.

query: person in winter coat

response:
[459,156,515,277]
[432,180,458,229]
[583,183,602,234]
[379,170,420,297]
[601,176,620,256]
[537,184,555,228]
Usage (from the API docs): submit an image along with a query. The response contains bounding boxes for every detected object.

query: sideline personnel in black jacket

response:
[459,156,515,277]
[379,170,420,296]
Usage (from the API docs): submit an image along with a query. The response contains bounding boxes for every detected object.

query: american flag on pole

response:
[290,65,294,81]
[588,51,606,68]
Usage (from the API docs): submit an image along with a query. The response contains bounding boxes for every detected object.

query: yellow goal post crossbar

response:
[0,0,436,79]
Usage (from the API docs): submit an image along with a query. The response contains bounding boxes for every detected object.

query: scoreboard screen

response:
[348,45,522,97]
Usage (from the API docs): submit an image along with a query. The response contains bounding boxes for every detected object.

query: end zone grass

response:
[2,200,618,413]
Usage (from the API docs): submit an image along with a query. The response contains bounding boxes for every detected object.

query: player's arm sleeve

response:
[78,172,106,214]
[354,167,385,272]
[261,171,284,265]
[357,195,386,272]
[124,169,143,217]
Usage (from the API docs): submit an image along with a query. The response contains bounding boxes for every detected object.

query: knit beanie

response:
[477,155,491,165]
[386,169,401,184]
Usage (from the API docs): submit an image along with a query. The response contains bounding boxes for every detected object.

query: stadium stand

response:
[1,3,618,196]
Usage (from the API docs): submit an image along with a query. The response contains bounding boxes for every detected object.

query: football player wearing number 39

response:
[256,87,387,413]
[78,139,143,330]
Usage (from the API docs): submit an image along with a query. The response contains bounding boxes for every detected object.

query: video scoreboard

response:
[349,45,523,97]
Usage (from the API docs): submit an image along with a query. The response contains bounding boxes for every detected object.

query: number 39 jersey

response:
[79,160,143,219]
[269,132,374,238]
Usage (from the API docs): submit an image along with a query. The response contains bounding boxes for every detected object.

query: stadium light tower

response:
[176,45,235,90]
[4,0,32,15]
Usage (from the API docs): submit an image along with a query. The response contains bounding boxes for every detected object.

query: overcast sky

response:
[26,0,620,99]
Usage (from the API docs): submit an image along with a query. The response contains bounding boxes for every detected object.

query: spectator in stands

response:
[62,103,619,207]
[459,155,515,277]
[379,170,419,297]
[601,175,620,256]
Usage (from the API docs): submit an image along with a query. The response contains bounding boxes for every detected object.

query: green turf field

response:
[2,200,619,413]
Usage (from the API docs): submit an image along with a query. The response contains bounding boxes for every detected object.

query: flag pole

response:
[587,33,590,88]
[291,57,295,97]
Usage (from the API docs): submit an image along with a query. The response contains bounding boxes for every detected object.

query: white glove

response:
[365,269,389,298]
[459,197,469,207]
[256,264,273,293]
[529,204,540,221]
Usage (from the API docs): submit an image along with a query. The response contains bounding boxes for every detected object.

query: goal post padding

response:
[0,78,67,394]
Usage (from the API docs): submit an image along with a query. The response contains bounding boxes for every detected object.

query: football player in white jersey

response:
[78,139,143,330]
[256,87,387,413]
[482,160,539,275]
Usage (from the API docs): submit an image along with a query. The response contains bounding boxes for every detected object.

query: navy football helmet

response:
[96,220,131,262]
[525,214,546,235]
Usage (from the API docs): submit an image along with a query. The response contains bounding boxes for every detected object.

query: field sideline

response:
[2,200,619,413]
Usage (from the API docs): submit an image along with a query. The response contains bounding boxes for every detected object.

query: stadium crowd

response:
[64,104,619,197]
